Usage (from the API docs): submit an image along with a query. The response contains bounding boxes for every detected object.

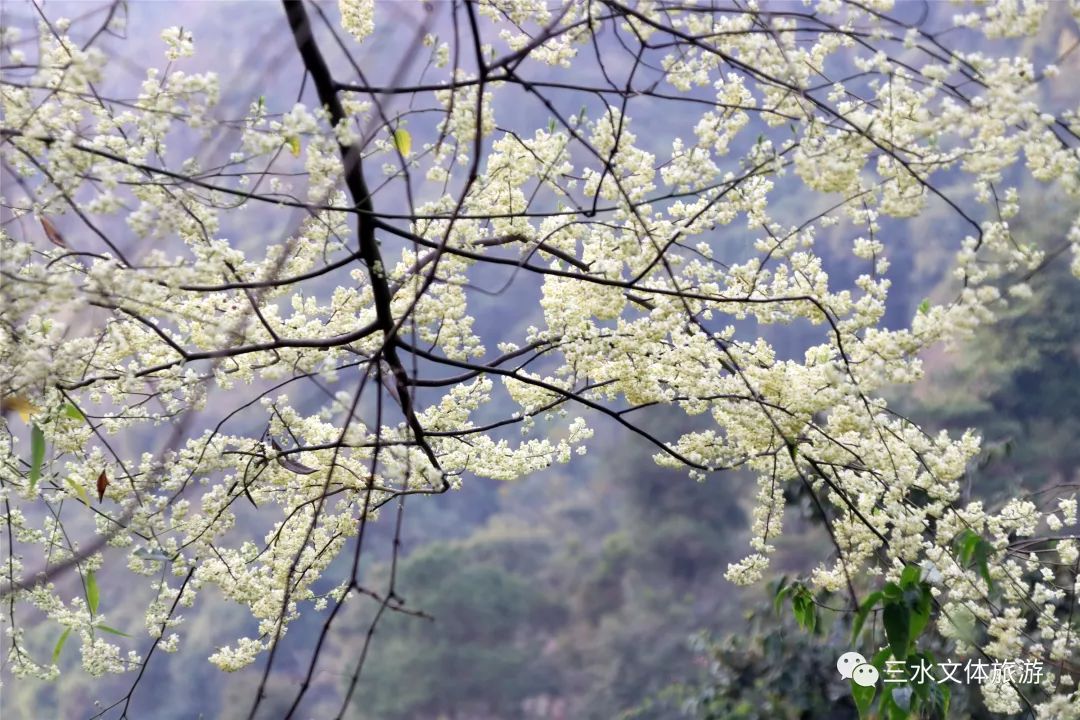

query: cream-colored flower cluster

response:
[338,0,374,43]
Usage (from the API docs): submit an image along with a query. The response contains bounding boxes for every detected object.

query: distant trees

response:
[924,237,1080,498]
[2,1,1080,717]
[350,539,562,719]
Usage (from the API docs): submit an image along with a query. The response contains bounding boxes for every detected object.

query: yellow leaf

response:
[393,127,412,157]
[2,395,37,422]
[66,478,90,506]
[286,135,301,157]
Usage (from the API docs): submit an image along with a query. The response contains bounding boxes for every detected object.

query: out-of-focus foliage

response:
[347,428,750,719]
[918,246,1080,500]
[353,538,564,719]
[666,595,859,720]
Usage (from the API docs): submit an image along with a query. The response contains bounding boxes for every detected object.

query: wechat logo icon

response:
[837,651,878,687]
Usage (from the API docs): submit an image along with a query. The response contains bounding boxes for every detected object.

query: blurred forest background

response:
[2,2,1079,719]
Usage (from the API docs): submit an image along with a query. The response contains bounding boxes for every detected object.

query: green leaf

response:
[958,530,979,565]
[972,542,993,587]
[870,647,891,671]
[932,681,951,719]
[393,127,412,156]
[95,623,130,637]
[878,685,911,720]
[908,654,934,704]
[52,627,72,664]
[908,586,932,641]
[851,679,876,719]
[918,298,930,315]
[772,576,789,614]
[882,581,902,601]
[791,588,817,633]
[87,569,99,615]
[791,595,806,627]
[773,586,791,614]
[851,590,883,643]
[286,135,301,157]
[900,564,921,589]
[65,478,90,505]
[62,403,85,421]
[956,530,994,588]
[29,424,45,490]
[882,601,911,661]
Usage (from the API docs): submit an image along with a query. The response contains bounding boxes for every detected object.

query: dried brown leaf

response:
[96,470,109,503]
[41,217,67,248]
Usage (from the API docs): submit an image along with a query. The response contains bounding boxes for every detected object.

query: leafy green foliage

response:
[914,239,1080,502]
[86,569,99,616]
[52,628,71,665]
[850,677,875,718]
[850,590,882,643]
[671,601,859,720]
[347,429,749,720]
[773,580,819,634]
[349,539,563,719]
[954,529,995,589]
[849,568,944,719]
[682,570,960,720]
[29,424,44,490]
